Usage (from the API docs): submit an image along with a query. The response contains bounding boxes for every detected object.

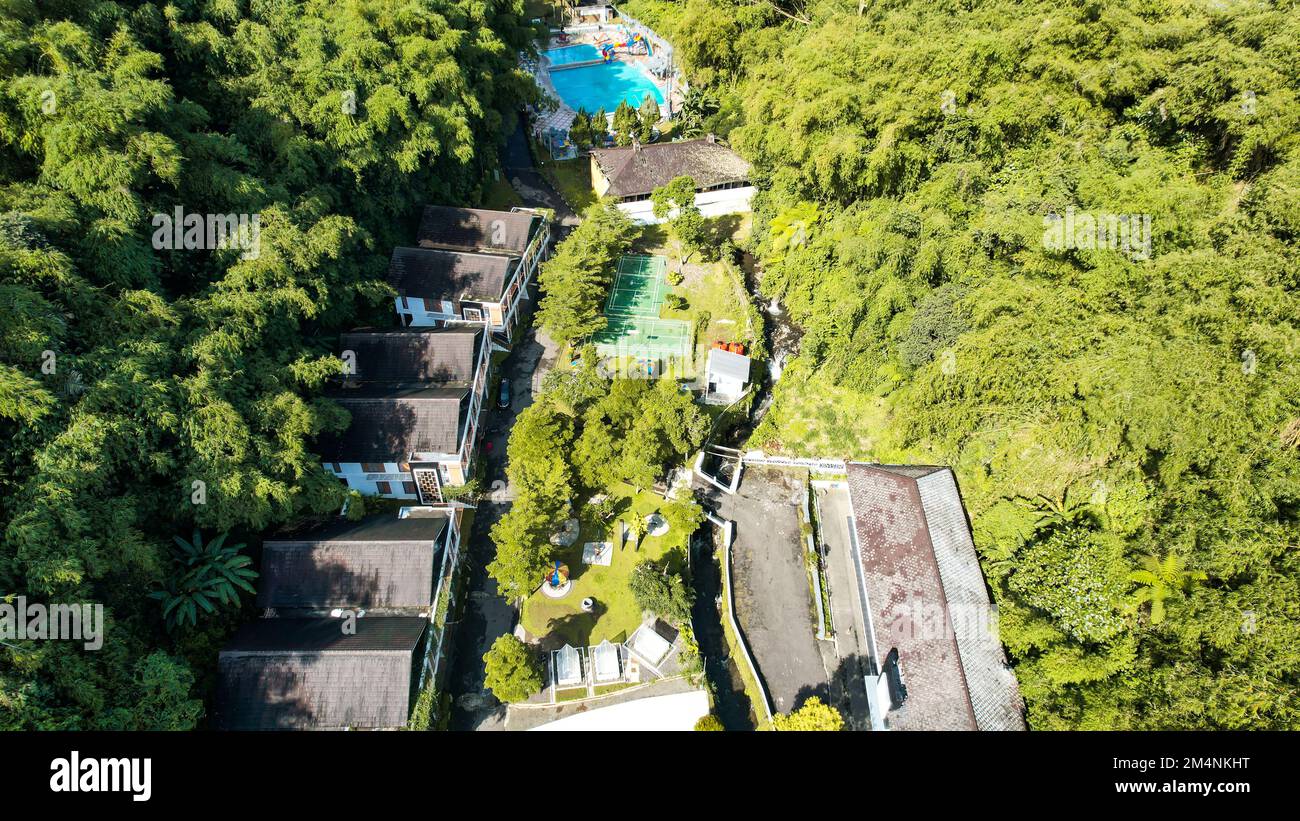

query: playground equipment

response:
[548,561,569,588]
[541,560,572,598]
[599,28,652,61]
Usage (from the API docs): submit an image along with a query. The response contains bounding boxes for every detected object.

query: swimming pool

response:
[550,60,665,115]
[544,44,602,67]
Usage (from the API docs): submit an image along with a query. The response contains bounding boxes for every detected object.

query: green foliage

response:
[589,107,609,146]
[535,200,638,346]
[613,101,638,146]
[1128,552,1206,625]
[572,378,710,492]
[628,558,693,625]
[1008,528,1130,644]
[652,175,709,259]
[149,530,258,630]
[661,494,706,538]
[638,94,660,143]
[694,713,724,731]
[772,696,844,731]
[897,283,967,369]
[631,0,1300,729]
[407,682,436,731]
[570,107,593,149]
[0,0,535,729]
[483,635,543,703]
[487,396,577,599]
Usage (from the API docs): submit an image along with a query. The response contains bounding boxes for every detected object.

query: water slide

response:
[600,27,652,60]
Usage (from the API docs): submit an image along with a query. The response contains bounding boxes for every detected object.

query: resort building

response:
[391,206,550,338]
[567,4,613,25]
[218,507,468,731]
[257,509,461,619]
[321,326,488,503]
[214,616,430,731]
[843,463,1027,731]
[318,384,479,504]
[590,136,754,225]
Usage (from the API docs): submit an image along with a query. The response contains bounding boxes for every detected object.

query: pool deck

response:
[531,28,679,135]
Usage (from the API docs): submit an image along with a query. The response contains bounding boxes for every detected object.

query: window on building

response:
[329,462,341,473]
[361,462,385,473]
[463,307,483,322]
[402,481,417,495]
[375,481,391,494]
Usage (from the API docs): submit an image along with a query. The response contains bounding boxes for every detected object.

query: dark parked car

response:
[496,379,511,409]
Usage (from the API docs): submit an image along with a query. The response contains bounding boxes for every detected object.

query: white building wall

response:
[616,186,756,226]
[328,462,419,499]
[327,459,462,498]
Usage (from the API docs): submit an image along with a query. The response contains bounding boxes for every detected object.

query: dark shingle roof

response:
[258,513,450,611]
[215,617,427,730]
[388,246,517,303]
[591,138,751,198]
[316,384,469,461]
[846,463,1026,731]
[339,326,482,383]
[417,206,540,256]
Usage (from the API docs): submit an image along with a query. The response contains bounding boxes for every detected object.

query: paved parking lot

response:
[715,468,830,715]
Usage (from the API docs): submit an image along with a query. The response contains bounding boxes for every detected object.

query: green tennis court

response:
[604,254,669,317]
[592,313,692,371]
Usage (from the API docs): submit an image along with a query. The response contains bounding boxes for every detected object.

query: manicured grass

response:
[637,216,761,372]
[521,483,687,646]
[540,156,597,212]
[594,682,638,697]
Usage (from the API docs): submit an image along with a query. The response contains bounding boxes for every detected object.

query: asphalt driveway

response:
[717,467,830,714]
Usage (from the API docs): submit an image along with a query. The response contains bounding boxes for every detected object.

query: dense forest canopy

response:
[0,0,537,729]
[623,0,1300,728]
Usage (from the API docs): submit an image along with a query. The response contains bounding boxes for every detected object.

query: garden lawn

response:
[521,483,687,646]
[636,217,763,377]
[540,156,596,211]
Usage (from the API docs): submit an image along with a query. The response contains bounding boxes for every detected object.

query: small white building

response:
[705,348,751,402]
[569,4,612,24]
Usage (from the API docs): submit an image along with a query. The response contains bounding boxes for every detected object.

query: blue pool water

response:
[545,44,601,66]
[550,61,665,115]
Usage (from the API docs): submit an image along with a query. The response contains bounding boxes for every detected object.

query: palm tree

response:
[1129,552,1206,624]
[1017,489,1093,531]
[676,87,719,138]
[150,529,258,629]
